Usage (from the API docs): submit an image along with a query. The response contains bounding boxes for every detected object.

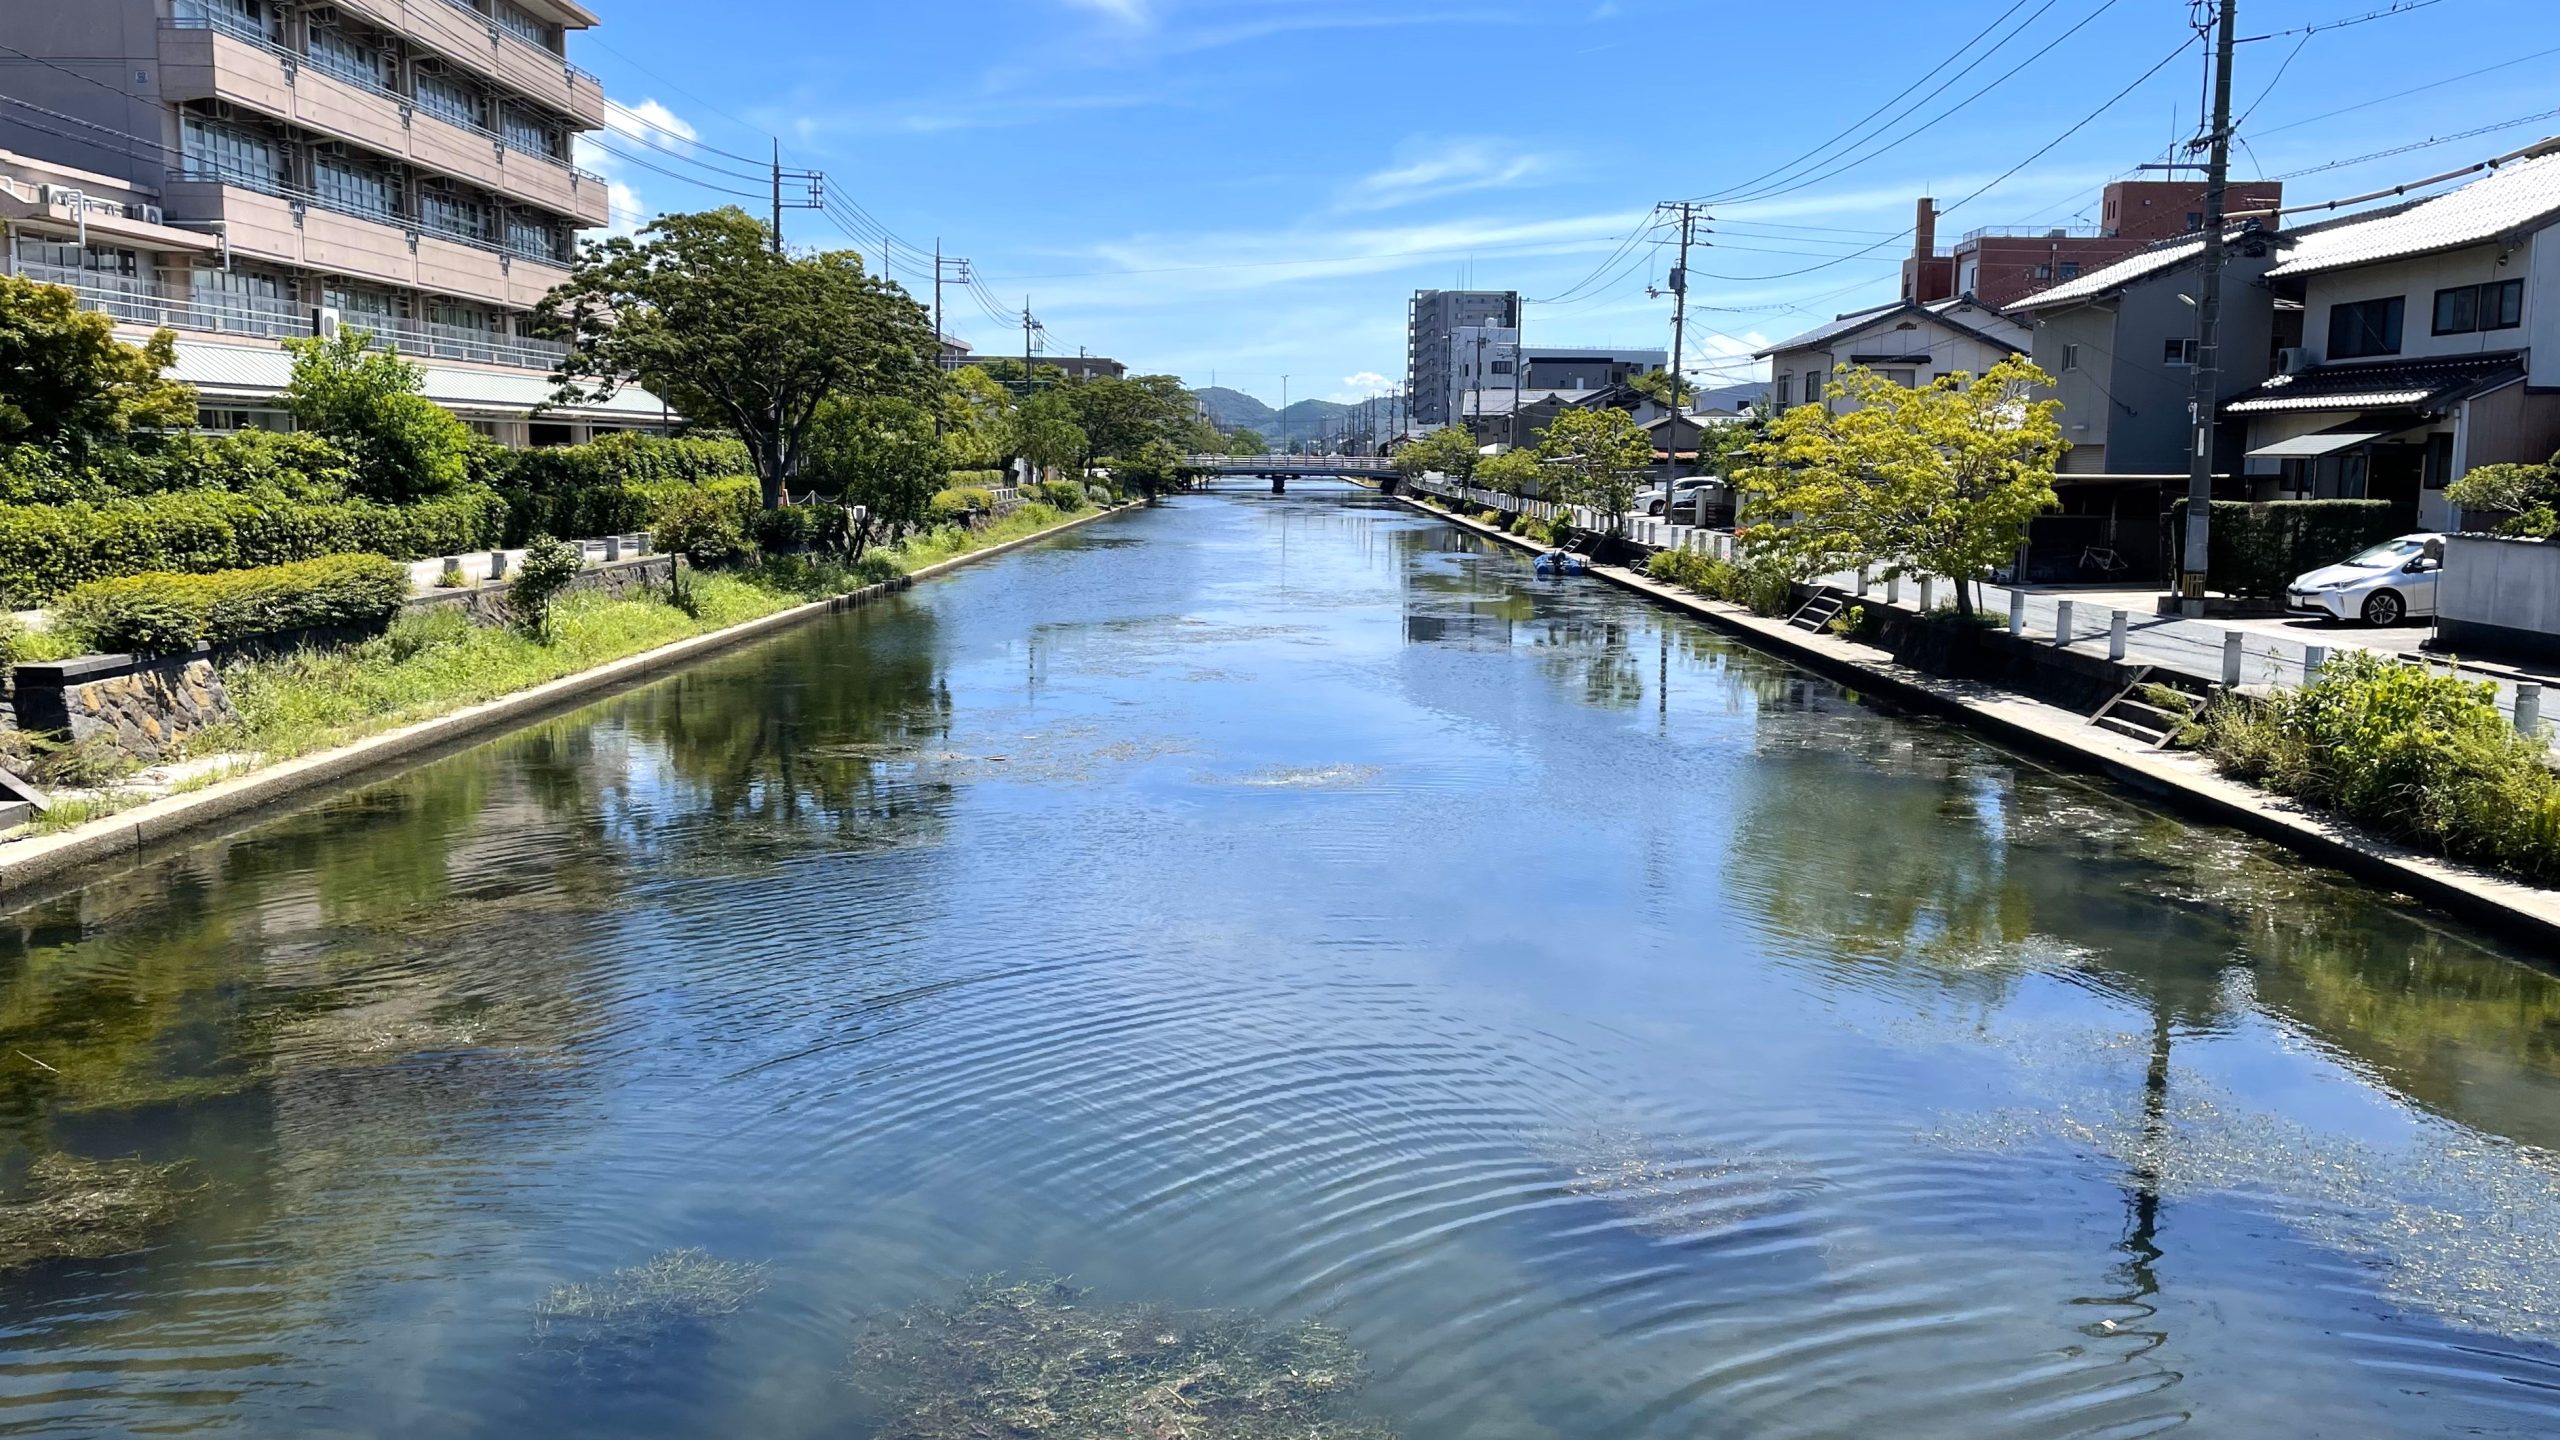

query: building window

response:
[179,114,282,190]
[174,0,279,44]
[2059,261,2081,279]
[500,108,561,159]
[505,215,562,262]
[2432,279,2523,335]
[2328,295,2404,359]
[323,286,404,320]
[312,155,397,220]
[2163,337,2199,366]
[414,71,483,130]
[1773,374,1792,406]
[2061,343,2080,372]
[419,190,490,242]
[429,300,490,331]
[2185,212,2204,232]
[1490,360,1514,375]
[193,265,286,304]
[12,238,140,276]
[494,1,554,50]
[306,28,391,91]
[1875,368,1918,388]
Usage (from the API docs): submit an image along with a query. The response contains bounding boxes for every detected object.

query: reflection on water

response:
[2,490,2559,1437]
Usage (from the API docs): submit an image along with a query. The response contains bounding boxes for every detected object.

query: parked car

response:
[2286,533,2444,625]
[1642,478,1718,517]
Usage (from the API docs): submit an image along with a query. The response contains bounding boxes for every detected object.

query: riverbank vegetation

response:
[2194,652,2560,880]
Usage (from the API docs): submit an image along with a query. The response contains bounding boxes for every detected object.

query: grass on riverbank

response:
[2194,650,2560,882]
[15,502,1099,833]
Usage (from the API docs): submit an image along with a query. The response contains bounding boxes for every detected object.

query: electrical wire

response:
[2272,107,2560,180]
[586,139,764,199]
[2237,0,2452,42]
[2251,43,2560,139]
[2230,30,2311,135]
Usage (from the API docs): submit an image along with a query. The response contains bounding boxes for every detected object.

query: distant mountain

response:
[1194,388,1401,444]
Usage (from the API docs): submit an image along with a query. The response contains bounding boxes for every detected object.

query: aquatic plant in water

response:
[0,1153,195,1270]
[532,1248,770,1358]
[847,1276,1396,1440]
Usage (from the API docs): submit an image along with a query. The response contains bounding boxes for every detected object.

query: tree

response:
[1016,389,1087,481]
[1393,426,1478,484]
[279,329,474,501]
[1477,447,1544,497]
[538,207,936,510]
[1179,415,1227,455]
[1064,374,1192,470]
[0,274,195,463]
[1110,439,1185,498]
[802,395,947,553]
[1696,412,1765,478]
[939,366,1018,471]
[1226,428,1267,456]
[1538,406,1653,532]
[1733,357,2064,620]
[1626,368,1694,408]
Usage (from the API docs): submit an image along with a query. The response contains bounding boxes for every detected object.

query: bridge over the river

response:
[1186,454,1399,493]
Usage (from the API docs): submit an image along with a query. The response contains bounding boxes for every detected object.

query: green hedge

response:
[55,553,411,655]
[500,474,759,546]
[490,433,752,491]
[946,469,1007,490]
[0,487,505,607]
[2167,499,2404,601]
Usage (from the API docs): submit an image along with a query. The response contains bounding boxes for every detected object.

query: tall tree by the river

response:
[538,208,937,510]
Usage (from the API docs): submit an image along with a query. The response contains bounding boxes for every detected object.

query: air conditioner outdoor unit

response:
[2278,346,2313,375]
[314,306,343,338]
[129,202,164,225]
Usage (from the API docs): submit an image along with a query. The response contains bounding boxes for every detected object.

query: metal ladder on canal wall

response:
[1789,587,1848,634]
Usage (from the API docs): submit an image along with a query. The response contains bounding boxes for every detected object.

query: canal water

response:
[6,490,2560,1438]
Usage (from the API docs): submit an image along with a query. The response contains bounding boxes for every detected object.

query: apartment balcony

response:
[391,0,607,129]
[8,261,572,370]
[159,23,608,229]
[157,175,573,311]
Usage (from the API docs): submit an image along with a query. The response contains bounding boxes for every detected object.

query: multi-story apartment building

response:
[1519,345,1665,393]
[0,0,665,442]
[1407,289,1518,425]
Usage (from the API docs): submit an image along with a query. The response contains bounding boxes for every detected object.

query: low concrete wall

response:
[12,654,238,761]
[407,552,676,626]
[2440,533,2560,659]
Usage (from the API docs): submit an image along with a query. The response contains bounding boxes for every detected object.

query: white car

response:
[2286,533,2444,625]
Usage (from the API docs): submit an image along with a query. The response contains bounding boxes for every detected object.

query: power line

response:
[2272,108,2560,180]
[2237,0,2453,42]
[588,139,765,199]
[2252,43,2560,138]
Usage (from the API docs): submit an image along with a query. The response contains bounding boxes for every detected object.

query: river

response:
[5,489,2560,1438]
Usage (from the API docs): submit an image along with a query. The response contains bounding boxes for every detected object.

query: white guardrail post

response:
[2303,645,2326,683]
[2518,682,2543,736]
[2222,631,2245,688]
[2107,609,2128,662]
[2007,588,2025,635]
[2053,599,2073,645]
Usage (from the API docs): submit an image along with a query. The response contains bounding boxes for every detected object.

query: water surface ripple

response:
[1,492,2558,1437]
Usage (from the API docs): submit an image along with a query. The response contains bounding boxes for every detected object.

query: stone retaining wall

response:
[407,553,676,626]
[13,655,237,762]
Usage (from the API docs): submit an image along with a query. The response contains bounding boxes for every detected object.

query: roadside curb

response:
[0,502,1136,898]
[1398,495,2560,949]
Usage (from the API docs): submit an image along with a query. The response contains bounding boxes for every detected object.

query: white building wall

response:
[2302,242,2535,366]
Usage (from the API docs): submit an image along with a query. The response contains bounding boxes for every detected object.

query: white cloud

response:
[579,96,701,236]
[1335,371,1391,397]
[1339,139,1546,213]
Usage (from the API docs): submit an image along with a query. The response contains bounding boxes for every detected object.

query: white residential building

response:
[2226,148,2560,532]
[1754,295,2030,413]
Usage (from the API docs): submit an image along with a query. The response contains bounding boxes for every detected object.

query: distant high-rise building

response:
[1407,289,1519,425]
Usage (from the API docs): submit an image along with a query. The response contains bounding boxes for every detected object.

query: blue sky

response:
[572,0,2554,408]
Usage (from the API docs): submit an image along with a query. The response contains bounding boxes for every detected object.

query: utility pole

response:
[1022,295,1035,391]
[2179,0,2239,618]
[770,139,783,253]
[1654,201,1705,502]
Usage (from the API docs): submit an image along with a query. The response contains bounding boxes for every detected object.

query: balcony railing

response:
[173,159,574,267]
[436,0,603,86]
[1960,224,2105,242]
[164,17,606,191]
[10,261,572,370]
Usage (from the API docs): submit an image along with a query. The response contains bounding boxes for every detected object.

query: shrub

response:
[490,433,753,492]
[278,330,475,502]
[943,469,1008,490]
[0,486,504,606]
[2198,650,2560,878]
[1643,547,1795,615]
[649,489,749,566]
[752,504,816,553]
[1036,479,1087,512]
[499,473,759,546]
[1085,483,1112,505]
[54,553,411,655]
[2167,499,2402,601]
[2444,460,2556,522]
[508,535,583,639]
[926,487,994,528]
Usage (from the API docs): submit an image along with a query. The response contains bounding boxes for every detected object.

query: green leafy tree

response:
[1734,357,2064,620]
[538,207,936,510]
[1538,406,1653,532]
[1179,415,1226,455]
[1063,374,1192,470]
[1696,412,1765,478]
[279,329,475,502]
[2445,453,2560,537]
[1109,439,1185,499]
[1393,426,1479,483]
[1477,447,1544,497]
[938,366,1018,471]
[1017,389,1088,482]
[0,274,195,463]
[1226,428,1267,456]
[803,395,947,552]
[1626,368,1693,408]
